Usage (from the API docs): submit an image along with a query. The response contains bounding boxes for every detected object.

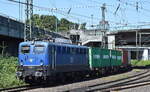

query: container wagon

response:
[89,47,126,75]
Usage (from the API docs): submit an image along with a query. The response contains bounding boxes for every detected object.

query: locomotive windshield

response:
[21,46,30,54]
[34,45,45,54]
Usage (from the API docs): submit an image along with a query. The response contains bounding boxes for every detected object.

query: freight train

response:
[16,41,130,83]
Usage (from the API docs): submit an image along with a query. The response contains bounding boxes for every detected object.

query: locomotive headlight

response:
[29,58,33,62]
[20,60,23,65]
[40,60,44,66]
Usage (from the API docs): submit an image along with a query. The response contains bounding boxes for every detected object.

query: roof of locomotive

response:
[19,41,89,49]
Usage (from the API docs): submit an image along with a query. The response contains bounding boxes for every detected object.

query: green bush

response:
[0,56,25,88]
[131,60,150,66]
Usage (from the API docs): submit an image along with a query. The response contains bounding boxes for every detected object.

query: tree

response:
[32,15,59,31]
[58,18,70,31]
[80,23,86,30]
[31,14,79,32]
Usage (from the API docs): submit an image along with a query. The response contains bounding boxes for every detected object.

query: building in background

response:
[108,29,150,60]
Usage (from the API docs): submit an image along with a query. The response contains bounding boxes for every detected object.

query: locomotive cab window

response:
[21,46,30,54]
[34,45,45,54]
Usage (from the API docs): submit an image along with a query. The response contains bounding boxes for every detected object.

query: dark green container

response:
[110,50,117,66]
[116,50,122,66]
[89,48,111,68]
[110,50,122,66]
[89,47,102,68]
[101,49,111,67]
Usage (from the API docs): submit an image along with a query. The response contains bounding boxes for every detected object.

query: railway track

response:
[0,85,30,92]
[0,84,46,92]
[0,69,149,92]
[109,80,150,92]
[0,85,39,92]
[87,69,150,92]
[68,69,150,92]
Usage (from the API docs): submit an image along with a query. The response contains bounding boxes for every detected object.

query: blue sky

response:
[0,0,150,30]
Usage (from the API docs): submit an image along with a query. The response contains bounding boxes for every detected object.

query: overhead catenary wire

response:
[116,0,150,29]
[35,4,148,29]
[141,0,150,4]
[6,0,150,18]
[7,0,100,26]
[85,0,114,7]
[3,0,133,23]
[0,0,18,5]
[6,0,109,26]
[33,5,101,21]
[6,0,150,30]
[117,0,150,13]
[65,0,87,6]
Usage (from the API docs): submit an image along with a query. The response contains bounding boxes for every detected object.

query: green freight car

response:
[89,47,122,71]
[110,49,122,66]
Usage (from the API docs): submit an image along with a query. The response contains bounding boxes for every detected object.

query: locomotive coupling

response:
[35,72,43,77]
[16,71,22,77]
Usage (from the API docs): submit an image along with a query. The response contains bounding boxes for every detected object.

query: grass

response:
[103,74,129,81]
[0,56,25,88]
[131,60,150,66]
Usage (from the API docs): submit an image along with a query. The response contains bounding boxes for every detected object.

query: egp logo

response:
[117,56,122,60]
[93,55,100,59]
[112,56,116,59]
[103,55,109,59]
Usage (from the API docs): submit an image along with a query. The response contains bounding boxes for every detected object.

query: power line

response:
[34,3,146,29]
[8,0,33,41]
[141,0,150,4]
[55,9,98,22]
[86,0,103,4]
[118,0,150,13]
[7,0,150,30]
[87,0,114,6]
[110,23,150,30]
[114,0,150,25]
[6,0,121,23]
[0,0,18,5]
[33,4,101,20]
[7,0,100,25]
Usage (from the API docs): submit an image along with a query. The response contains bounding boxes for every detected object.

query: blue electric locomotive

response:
[16,41,89,82]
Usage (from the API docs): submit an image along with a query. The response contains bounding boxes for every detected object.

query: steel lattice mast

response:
[24,0,33,41]
[100,3,109,48]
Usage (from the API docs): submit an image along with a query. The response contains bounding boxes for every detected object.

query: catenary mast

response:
[24,0,33,41]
